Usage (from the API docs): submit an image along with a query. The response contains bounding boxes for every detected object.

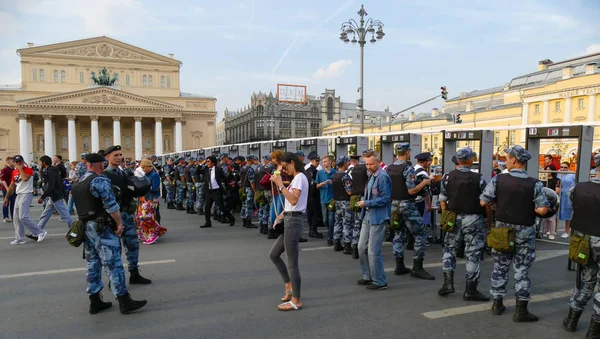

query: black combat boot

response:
[562,307,583,332]
[513,300,538,322]
[117,293,147,315]
[308,225,323,238]
[129,268,152,285]
[176,203,185,211]
[394,256,411,275]
[267,227,278,239]
[246,219,258,228]
[242,219,248,227]
[437,272,455,296]
[352,244,359,259]
[585,318,600,338]
[410,258,435,280]
[491,298,505,315]
[89,293,112,314]
[229,216,236,226]
[186,207,190,214]
[385,230,394,243]
[198,208,205,215]
[167,202,175,209]
[463,281,489,301]
[343,243,352,255]
[219,214,226,223]
[188,207,197,214]
[260,223,268,234]
[334,240,343,252]
[213,213,219,221]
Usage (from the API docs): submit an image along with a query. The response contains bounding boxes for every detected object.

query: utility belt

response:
[93,213,117,233]
[283,211,303,216]
[119,200,137,214]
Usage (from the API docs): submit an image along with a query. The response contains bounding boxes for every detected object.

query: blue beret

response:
[336,155,350,167]
[415,152,432,161]
[296,150,305,156]
[396,143,411,152]
[80,153,88,158]
[150,155,157,159]
[177,157,185,162]
[263,155,271,160]
[189,157,196,161]
[505,145,532,163]
[219,153,229,158]
[362,149,374,155]
[455,147,477,161]
[197,155,205,160]
[247,154,257,160]
[451,156,458,165]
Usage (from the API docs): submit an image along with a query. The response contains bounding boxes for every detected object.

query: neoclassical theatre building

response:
[0,36,217,163]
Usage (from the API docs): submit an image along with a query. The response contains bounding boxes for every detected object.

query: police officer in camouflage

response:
[163,158,176,209]
[562,154,600,336]
[347,155,367,259]
[480,145,549,322]
[386,142,434,280]
[438,147,489,301]
[194,156,206,214]
[332,156,354,255]
[175,157,187,211]
[72,153,147,315]
[104,145,152,286]
[184,157,197,214]
[240,154,258,228]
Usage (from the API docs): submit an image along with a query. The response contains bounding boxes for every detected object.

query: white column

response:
[175,118,183,152]
[18,114,28,159]
[134,117,143,160]
[67,116,77,162]
[43,115,53,156]
[542,100,550,124]
[155,117,163,155]
[589,95,597,122]
[521,103,529,125]
[112,117,121,145]
[52,121,56,155]
[91,116,100,152]
[26,119,33,163]
[564,97,572,123]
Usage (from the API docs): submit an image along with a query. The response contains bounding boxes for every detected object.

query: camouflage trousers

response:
[163,180,175,203]
[392,199,427,260]
[241,187,255,220]
[352,208,362,245]
[258,191,271,225]
[442,214,486,283]
[120,212,139,270]
[175,181,185,204]
[186,183,195,209]
[333,201,353,244]
[195,182,205,212]
[490,223,536,301]
[84,220,127,296]
[568,232,600,320]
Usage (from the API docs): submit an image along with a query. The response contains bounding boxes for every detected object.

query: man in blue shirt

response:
[316,155,337,246]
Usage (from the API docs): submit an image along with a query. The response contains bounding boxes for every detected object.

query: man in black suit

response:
[200,156,235,228]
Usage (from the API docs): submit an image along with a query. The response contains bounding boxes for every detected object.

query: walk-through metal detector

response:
[286,140,298,153]
[211,147,220,157]
[238,144,248,158]
[300,138,329,162]
[442,130,494,183]
[525,125,594,183]
[197,149,205,159]
[335,136,368,158]
[249,143,261,159]
[260,142,272,160]
[184,151,192,159]
[229,145,239,159]
[273,141,287,152]
[380,133,422,165]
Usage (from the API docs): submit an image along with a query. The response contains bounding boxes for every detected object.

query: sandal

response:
[281,290,292,302]
[277,301,302,311]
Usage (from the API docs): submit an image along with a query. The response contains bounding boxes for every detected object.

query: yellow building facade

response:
[323,52,600,162]
[0,36,217,163]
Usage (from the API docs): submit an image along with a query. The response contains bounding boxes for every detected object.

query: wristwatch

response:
[278,185,285,191]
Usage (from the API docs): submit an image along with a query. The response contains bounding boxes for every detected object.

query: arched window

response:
[149,75,153,87]
[32,69,37,81]
[54,70,59,82]
[61,136,67,150]
[167,76,171,88]
[327,97,334,120]
[61,70,66,82]
[80,71,84,83]
[104,136,111,149]
[160,76,165,87]
[143,75,147,87]
[126,74,130,86]
[39,69,44,81]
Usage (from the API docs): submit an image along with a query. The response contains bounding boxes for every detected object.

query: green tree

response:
[349,145,356,156]
[548,139,569,157]
[375,139,381,153]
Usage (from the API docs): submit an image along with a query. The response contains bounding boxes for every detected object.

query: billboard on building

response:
[277,84,307,104]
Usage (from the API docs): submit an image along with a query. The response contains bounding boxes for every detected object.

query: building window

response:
[534,104,540,114]
[80,72,84,83]
[494,132,499,145]
[104,136,111,149]
[143,75,147,87]
[83,136,89,149]
[126,74,130,86]
[61,70,66,82]
[327,97,334,120]
[145,136,151,150]
[125,136,131,149]
[433,137,439,149]
[510,132,516,145]
[578,98,585,109]
[424,137,428,148]
[554,102,561,112]
[40,69,44,81]
[32,69,37,81]
[167,76,171,88]
[61,136,67,150]
[54,70,58,82]
[160,76,165,87]
[257,105,264,116]
[149,75,153,87]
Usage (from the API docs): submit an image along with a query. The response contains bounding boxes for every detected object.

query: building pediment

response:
[17,36,181,66]
[17,87,183,110]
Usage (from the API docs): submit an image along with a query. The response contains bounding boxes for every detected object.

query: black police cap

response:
[85,153,105,164]
[105,145,122,156]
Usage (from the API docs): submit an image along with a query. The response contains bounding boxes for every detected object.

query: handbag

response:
[259,172,272,187]
[569,233,590,265]
[487,226,515,252]
[349,195,361,212]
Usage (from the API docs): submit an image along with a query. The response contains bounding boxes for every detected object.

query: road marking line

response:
[0,233,64,240]
[302,243,391,252]
[0,259,176,279]
[422,289,572,319]
[537,239,569,246]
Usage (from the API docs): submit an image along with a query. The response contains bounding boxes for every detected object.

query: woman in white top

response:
[270,152,309,311]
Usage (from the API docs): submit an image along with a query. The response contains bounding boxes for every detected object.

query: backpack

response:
[66,220,85,247]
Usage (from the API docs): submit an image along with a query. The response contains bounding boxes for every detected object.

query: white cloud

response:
[585,44,600,55]
[313,59,352,79]
[0,11,23,36]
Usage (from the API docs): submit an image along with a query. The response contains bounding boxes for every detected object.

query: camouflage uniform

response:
[163,163,175,205]
[391,160,427,260]
[194,163,206,213]
[240,164,255,220]
[348,163,363,245]
[258,163,274,225]
[439,165,487,282]
[186,163,196,210]
[480,168,549,301]
[175,163,186,205]
[333,171,354,244]
[80,172,127,296]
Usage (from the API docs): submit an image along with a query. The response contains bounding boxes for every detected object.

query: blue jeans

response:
[38,199,74,229]
[321,203,335,242]
[68,194,75,214]
[358,210,387,286]
[3,191,15,220]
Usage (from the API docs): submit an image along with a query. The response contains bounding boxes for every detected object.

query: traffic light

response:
[441,86,448,100]
[455,113,462,124]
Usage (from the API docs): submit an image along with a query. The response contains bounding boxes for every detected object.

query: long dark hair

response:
[281,152,305,175]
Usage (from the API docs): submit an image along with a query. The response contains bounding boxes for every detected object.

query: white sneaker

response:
[37,231,48,243]
[561,233,569,239]
[543,233,548,238]
[3,218,8,223]
[10,239,27,245]
[549,235,556,240]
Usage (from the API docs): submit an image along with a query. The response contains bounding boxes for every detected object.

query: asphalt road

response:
[0,204,585,339]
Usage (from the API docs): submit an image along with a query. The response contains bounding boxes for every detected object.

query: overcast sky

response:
[1,0,599,120]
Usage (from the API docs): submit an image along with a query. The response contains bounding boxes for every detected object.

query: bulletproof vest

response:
[387,163,413,201]
[414,167,429,197]
[350,164,368,195]
[196,165,205,182]
[165,165,175,178]
[71,173,104,220]
[331,172,350,201]
[495,174,537,226]
[571,182,600,236]
[103,168,131,209]
[240,166,252,188]
[446,170,485,215]
[184,165,193,182]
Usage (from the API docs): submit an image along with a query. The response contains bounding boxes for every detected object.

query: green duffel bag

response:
[349,195,361,212]
[327,199,336,212]
[487,226,515,253]
[569,234,590,265]
[390,208,402,230]
[440,210,457,232]
[66,220,85,248]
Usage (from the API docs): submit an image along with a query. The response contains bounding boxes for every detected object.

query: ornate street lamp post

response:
[340,4,385,134]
